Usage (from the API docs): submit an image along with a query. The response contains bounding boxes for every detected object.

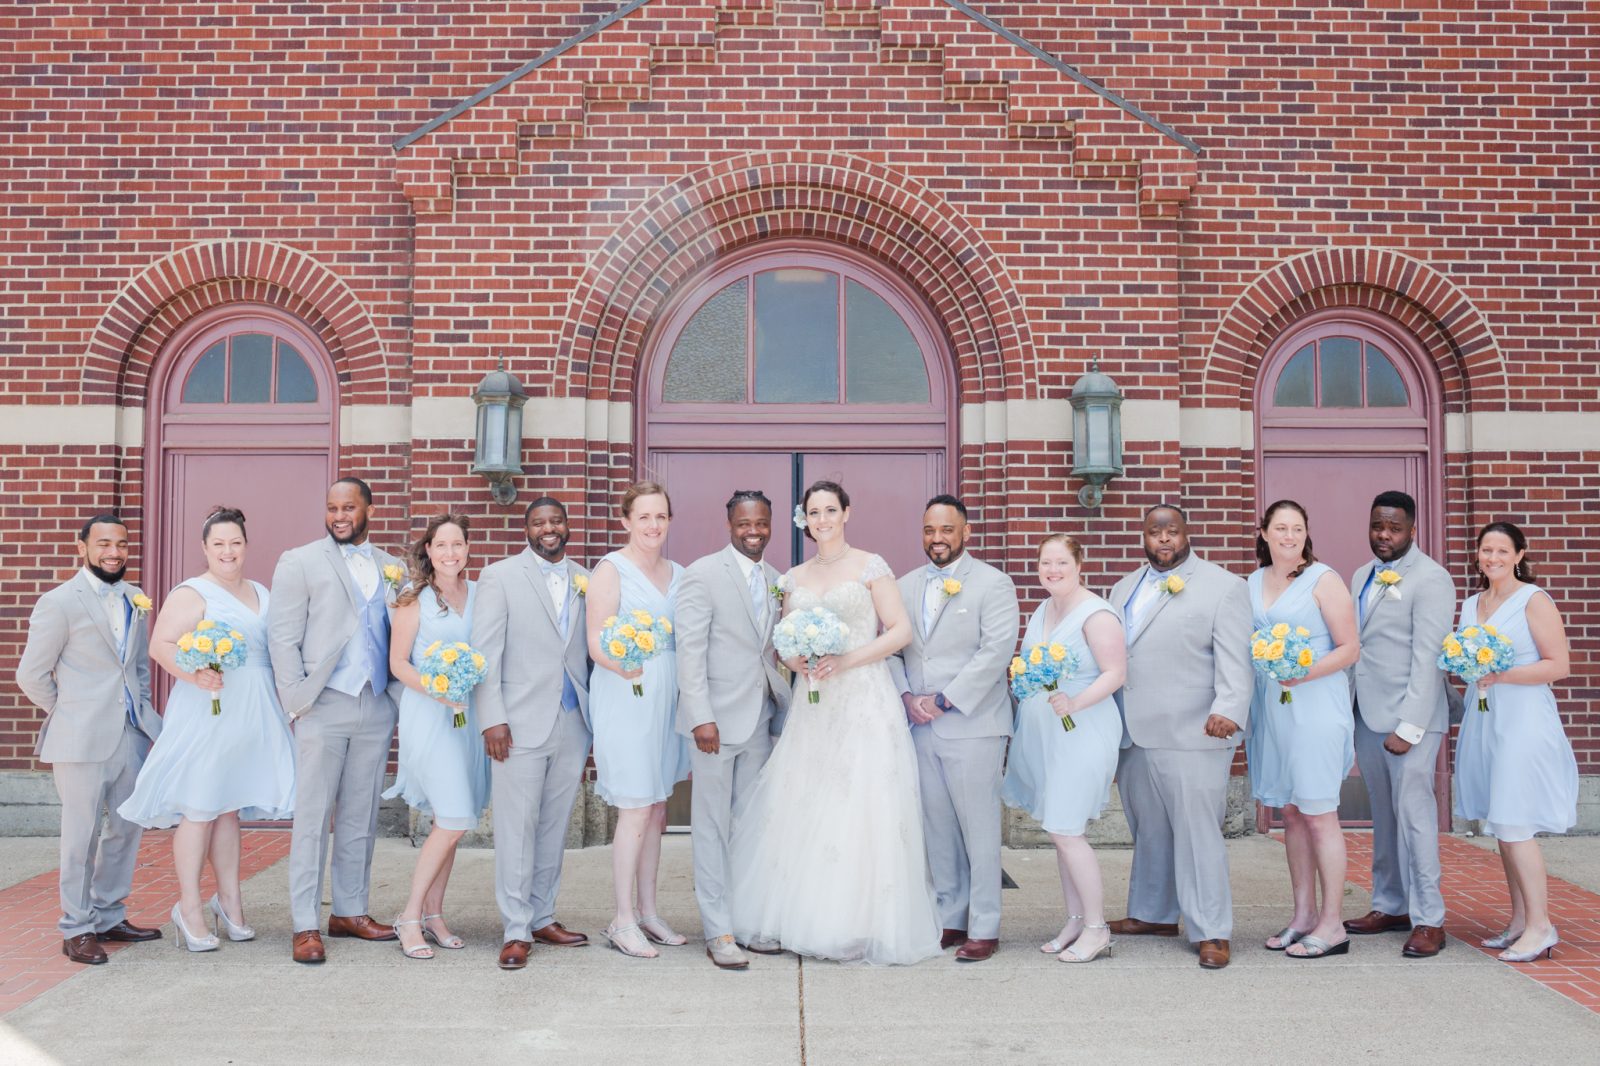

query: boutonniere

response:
[1157,574,1185,596]
[1375,568,1402,600]
[129,593,153,618]
[940,578,962,601]
[770,577,785,605]
[572,574,588,598]
[381,564,406,593]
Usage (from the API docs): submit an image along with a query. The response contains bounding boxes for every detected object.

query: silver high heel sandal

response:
[603,922,658,959]
[208,895,255,942]
[421,913,464,950]
[171,902,220,953]
[393,916,434,960]
[1481,928,1520,950]
[1498,927,1558,963]
[1059,922,1113,963]
[639,915,687,946]
[1041,915,1084,954]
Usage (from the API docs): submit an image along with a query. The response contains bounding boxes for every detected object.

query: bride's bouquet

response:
[772,606,849,704]
[175,620,248,716]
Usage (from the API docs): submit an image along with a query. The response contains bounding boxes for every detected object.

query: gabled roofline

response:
[394,0,1201,156]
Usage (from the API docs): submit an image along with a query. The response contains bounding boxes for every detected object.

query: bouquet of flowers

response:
[772,606,849,704]
[600,610,674,697]
[1009,641,1080,731]
[1437,624,1515,712]
[175,619,248,716]
[1250,622,1315,704]
[417,640,488,727]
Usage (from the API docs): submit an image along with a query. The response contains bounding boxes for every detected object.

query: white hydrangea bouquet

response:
[772,606,849,704]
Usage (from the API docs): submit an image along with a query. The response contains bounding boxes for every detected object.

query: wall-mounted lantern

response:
[1068,358,1123,510]
[472,358,527,506]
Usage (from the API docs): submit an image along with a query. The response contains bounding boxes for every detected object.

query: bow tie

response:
[95,581,123,598]
[343,543,372,560]
[926,564,956,579]
[539,561,567,577]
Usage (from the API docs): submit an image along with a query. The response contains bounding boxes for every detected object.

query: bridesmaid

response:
[383,514,489,960]
[587,481,690,958]
[119,507,295,952]
[1453,521,1576,963]
[1245,500,1361,960]
[1001,535,1126,964]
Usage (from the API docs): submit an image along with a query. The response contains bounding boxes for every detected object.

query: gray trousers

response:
[1354,720,1445,926]
[288,685,396,933]
[52,724,150,937]
[492,706,592,943]
[913,729,1007,940]
[1118,745,1234,942]
[690,723,774,941]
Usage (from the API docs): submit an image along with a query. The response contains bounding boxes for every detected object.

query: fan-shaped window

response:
[180,331,318,405]
[1272,334,1410,409]
[660,261,933,406]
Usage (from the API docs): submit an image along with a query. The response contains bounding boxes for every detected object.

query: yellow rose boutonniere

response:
[1375,568,1403,601]
[382,564,405,593]
[572,574,588,597]
[941,578,962,600]
[130,593,153,618]
[1158,574,1184,596]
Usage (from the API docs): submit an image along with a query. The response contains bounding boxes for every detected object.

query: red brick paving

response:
[0,828,289,1015]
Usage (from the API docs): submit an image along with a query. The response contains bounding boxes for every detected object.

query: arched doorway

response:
[145,304,339,604]
[642,244,955,575]
[1256,307,1446,825]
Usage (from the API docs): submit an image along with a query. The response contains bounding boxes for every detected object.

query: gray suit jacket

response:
[674,545,791,746]
[889,552,1020,740]
[267,537,403,719]
[18,574,161,763]
[1110,552,1254,752]
[470,551,591,747]
[1347,545,1456,735]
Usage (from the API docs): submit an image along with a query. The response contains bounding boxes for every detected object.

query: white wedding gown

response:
[729,554,942,965]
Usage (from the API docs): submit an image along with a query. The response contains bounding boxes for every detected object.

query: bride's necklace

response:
[814,545,850,565]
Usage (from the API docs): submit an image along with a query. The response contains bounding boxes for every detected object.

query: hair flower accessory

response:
[792,504,807,530]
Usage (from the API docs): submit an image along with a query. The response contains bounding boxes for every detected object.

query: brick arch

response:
[1202,248,1505,413]
[84,240,389,405]
[559,153,1034,407]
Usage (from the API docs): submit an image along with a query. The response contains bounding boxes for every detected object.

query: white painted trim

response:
[340,404,412,445]
[958,399,1184,446]
[1179,407,1255,450]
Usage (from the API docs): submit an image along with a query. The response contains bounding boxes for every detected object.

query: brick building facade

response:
[3,2,1596,832]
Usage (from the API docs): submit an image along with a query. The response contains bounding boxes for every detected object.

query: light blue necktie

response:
[748,562,767,623]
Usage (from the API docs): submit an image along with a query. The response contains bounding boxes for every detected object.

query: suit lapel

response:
[323,538,363,610]
[1355,561,1379,634]
[73,579,121,658]
[521,553,563,633]
[1130,553,1196,645]
[1362,546,1415,633]
[722,546,764,637]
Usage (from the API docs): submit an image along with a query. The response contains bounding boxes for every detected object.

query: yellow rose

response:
[470,653,485,670]
[177,634,195,652]
[572,575,588,596]
[194,636,214,654]
[602,616,618,628]
[1251,639,1269,659]
[1048,643,1067,662]
[1163,575,1185,594]
[425,641,442,656]
[1295,626,1310,638]
[215,639,233,655]
[1297,647,1314,668]
[420,673,432,688]
[196,620,216,631]
[1462,626,1479,638]
[1010,657,1025,677]
[1377,569,1401,585]
[1028,647,1044,666]
[942,578,962,597]
[1270,623,1290,639]
[431,675,449,694]
[454,642,470,651]
[635,631,656,653]
[617,624,637,639]
[1476,646,1495,665]
[1484,625,1498,636]
[228,630,243,640]
[608,639,628,659]
[382,564,405,584]
[1443,639,1463,658]
[1266,640,1286,661]
[131,593,153,613]
[659,619,672,635]
[631,610,653,626]
[441,648,459,664]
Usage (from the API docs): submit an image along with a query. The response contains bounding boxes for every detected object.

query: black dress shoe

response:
[98,920,163,942]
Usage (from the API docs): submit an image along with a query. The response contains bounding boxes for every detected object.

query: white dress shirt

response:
[81,567,127,655]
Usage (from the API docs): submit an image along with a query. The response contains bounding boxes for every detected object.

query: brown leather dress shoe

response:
[532,921,589,947]
[1108,917,1179,937]
[1401,925,1446,957]
[63,933,108,965]
[940,928,968,949]
[1343,910,1411,935]
[327,914,398,941]
[98,919,162,942]
[1197,939,1231,969]
[499,940,532,970]
[292,930,326,964]
[954,938,998,962]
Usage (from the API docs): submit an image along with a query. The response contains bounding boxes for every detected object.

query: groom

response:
[17,514,165,965]
[268,477,402,964]
[675,489,790,970]
[890,496,1019,962]
[473,495,595,971]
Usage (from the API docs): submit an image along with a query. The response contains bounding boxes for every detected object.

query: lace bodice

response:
[784,554,892,655]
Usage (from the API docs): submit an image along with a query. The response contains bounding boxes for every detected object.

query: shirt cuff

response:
[1394,721,1426,745]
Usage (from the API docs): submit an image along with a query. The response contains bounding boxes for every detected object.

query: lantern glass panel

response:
[477,402,507,470]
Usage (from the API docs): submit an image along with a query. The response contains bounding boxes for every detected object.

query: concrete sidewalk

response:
[4,834,1600,1065]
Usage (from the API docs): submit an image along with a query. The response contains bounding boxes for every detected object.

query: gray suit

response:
[472,550,592,943]
[1348,544,1455,926]
[17,571,161,937]
[1110,552,1252,942]
[268,537,400,933]
[675,545,790,941]
[889,553,1019,940]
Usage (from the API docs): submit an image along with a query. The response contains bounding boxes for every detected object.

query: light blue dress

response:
[1001,596,1121,836]
[382,584,490,831]
[1244,563,1354,816]
[590,552,690,809]
[1453,584,1577,841]
[119,578,294,828]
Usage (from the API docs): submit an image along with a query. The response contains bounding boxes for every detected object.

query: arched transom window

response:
[180,330,319,405]
[1271,333,1409,410]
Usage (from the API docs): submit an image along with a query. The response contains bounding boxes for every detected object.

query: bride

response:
[729,480,942,965]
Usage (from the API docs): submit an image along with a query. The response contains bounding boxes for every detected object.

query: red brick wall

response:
[1,1,1595,773]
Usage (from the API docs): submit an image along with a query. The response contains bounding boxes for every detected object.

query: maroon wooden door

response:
[1256,310,1446,827]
